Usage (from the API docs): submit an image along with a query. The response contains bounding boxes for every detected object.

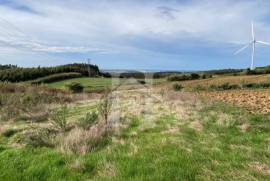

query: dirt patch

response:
[249,162,270,175]
[237,123,250,132]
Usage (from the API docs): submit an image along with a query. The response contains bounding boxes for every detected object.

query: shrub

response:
[202,74,206,79]
[219,83,231,90]
[190,73,200,80]
[209,84,218,90]
[77,112,99,129]
[209,83,240,91]
[98,90,112,130]
[50,106,69,132]
[57,126,108,154]
[65,82,84,93]
[16,127,55,148]
[167,74,201,82]
[167,74,187,81]
[242,82,270,89]
[138,80,146,85]
[202,74,213,79]
[2,128,18,137]
[193,85,206,91]
[173,83,183,91]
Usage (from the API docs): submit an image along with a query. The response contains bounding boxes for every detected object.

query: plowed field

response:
[199,89,270,114]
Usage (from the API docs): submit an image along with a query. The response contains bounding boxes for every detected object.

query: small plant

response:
[2,128,18,137]
[98,90,112,130]
[193,85,206,91]
[16,127,55,148]
[77,112,99,129]
[209,83,240,91]
[65,82,84,93]
[172,83,183,91]
[50,106,69,132]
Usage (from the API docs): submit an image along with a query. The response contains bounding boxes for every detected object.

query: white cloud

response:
[0,0,270,55]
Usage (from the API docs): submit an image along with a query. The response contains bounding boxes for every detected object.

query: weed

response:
[16,127,55,148]
[98,90,112,130]
[77,112,99,129]
[57,126,108,154]
[192,85,206,91]
[172,83,183,91]
[50,106,69,132]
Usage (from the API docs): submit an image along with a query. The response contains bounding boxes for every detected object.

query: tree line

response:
[0,63,100,82]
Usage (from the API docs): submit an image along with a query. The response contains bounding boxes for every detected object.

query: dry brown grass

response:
[180,75,270,90]
[56,122,107,154]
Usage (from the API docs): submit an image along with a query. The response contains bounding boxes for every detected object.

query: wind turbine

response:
[234,22,270,70]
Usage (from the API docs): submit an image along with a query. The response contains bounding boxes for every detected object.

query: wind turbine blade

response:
[234,43,251,55]
[256,40,270,46]
[252,21,255,41]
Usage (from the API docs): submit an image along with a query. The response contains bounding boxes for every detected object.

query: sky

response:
[0,0,270,70]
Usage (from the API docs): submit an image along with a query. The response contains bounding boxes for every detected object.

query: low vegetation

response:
[48,77,112,92]
[65,82,84,93]
[172,83,183,91]
[1,64,270,180]
[0,84,269,180]
[167,73,200,81]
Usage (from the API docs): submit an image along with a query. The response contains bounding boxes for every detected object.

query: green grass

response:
[47,77,112,92]
[47,77,165,92]
[1,102,270,180]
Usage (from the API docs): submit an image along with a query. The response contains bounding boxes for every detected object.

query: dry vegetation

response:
[182,74,270,90]
[1,78,270,180]
[198,89,270,114]
[172,74,270,114]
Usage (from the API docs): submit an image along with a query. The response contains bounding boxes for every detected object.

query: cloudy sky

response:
[0,0,270,70]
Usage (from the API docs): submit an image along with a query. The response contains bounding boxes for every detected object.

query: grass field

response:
[1,75,270,180]
[1,87,270,180]
[47,77,113,92]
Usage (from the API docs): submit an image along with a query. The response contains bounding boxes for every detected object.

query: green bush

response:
[2,129,18,137]
[77,112,99,129]
[167,73,201,82]
[19,128,54,148]
[190,73,200,80]
[50,106,69,132]
[209,83,240,91]
[202,74,213,79]
[138,80,146,85]
[242,82,270,89]
[173,83,183,91]
[65,82,84,93]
